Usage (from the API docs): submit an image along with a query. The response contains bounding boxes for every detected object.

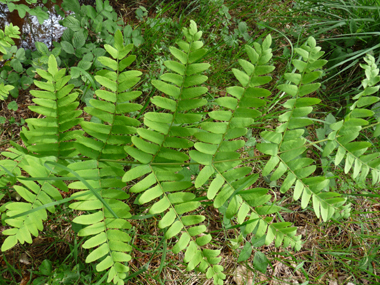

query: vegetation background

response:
[0,0,379,284]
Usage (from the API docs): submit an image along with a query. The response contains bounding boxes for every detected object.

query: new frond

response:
[22,55,84,157]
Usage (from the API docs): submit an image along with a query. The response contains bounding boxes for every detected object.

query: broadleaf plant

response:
[0,24,20,100]
[1,20,379,284]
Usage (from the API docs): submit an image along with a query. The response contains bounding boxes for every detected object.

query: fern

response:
[321,54,380,185]
[1,55,80,251]
[21,55,84,157]
[123,21,225,283]
[68,30,141,284]
[190,34,302,250]
[256,38,349,222]
[2,20,378,284]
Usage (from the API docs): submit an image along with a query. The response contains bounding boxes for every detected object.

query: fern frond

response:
[63,31,143,284]
[189,34,302,250]
[0,83,14,100]
[21,55,84,157]
[68,160,131,285]
[0,143,28,189]
[1,155,65,251]
[77,30,142,160]
[256,37,346,222]
[123,21,225,284]
[321,54,380,185]
[190,35,274,195]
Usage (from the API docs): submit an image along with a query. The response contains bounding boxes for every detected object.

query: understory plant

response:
[1,20,379,284]
[0,24,20,100]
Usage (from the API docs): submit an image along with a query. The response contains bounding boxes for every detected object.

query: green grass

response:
[271,0,380,103]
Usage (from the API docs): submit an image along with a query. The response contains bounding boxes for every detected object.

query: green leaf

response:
[232,68,249,87]
[252,251,269,274]
[96,256,113,272]
[73,30,86,48]
[73,211,104,225]
[61,41,75,54]
[357,96,380,108]
[97,56,118,71]
[85,243,109,263]
[152,80,180,98]
[95,75,117,92]
[374,124,380,137]
[293,180,304,201]
[299,83,320,96]
[8,101,18,111]
[322,140,337,157]
[207,174,224,199]
[149,197,170,214]
[278,84,298,96]
[186,63,210,75]
[190,150,212,165]
[262,156,279,176]
[174,201,200,215]
[169,47,187,64]
[280,173,296,193]
[83,232,107,249]
[195,165,214,188]
[104,44,119,59]
[139,185,162,204]
[158,208,176,229]
[1,235,18,251]
[292,60,307,72]
[48,55,58,77]
[62,0,81,14]
[334,146,346,166]
[182,215,205,226]
[150,96,176,112]
[165,221,183,239]
[237,242,252,262]
[38,259,53,275]
[257,143,278,156]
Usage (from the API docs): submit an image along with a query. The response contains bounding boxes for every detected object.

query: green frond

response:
[69,159,131,285]
[0,82,14,100]
[1,156,65,251]
[77,30,143,160]
[123,20,225,284]
[1,55,84,252]
[321,54,380,185]
[257,37,346,222]
[21,55,84,157]
[189,34,301,250]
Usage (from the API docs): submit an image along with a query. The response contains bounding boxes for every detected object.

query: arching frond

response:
[321,54,380,186]
[257,37,346,222]
[1,155,65,251]
[123,21,225,284]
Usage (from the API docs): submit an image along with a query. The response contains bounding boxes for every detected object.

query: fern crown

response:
[1,21,379,284]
